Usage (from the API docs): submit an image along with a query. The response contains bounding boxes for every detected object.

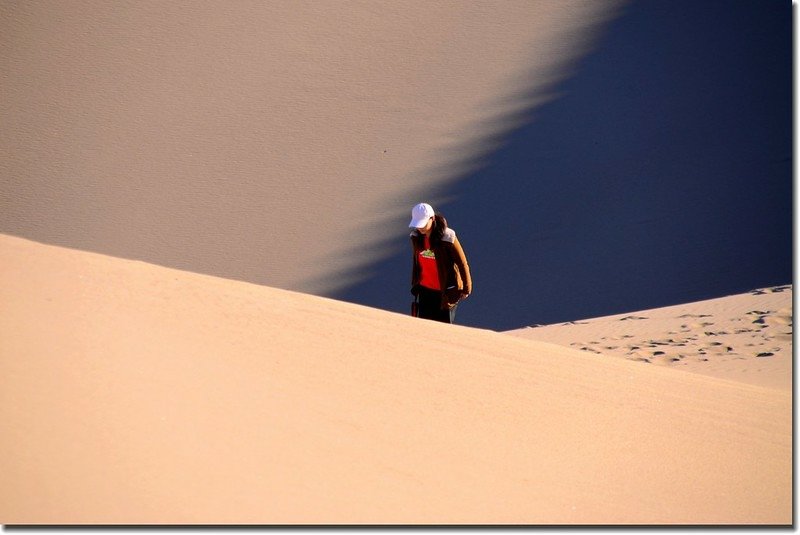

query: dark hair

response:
[430,214,448,247]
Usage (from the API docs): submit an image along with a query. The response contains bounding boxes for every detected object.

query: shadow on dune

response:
[329,0,792,331]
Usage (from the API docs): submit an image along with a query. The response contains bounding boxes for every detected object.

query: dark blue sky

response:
[332,0,792,330]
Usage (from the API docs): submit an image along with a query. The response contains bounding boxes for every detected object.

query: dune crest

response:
[0,235,791,525]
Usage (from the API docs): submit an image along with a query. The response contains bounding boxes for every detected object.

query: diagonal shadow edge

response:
[312,1,633,326]
[318,0,792,332]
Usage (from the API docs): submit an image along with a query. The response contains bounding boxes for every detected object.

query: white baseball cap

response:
[409,202,435,228]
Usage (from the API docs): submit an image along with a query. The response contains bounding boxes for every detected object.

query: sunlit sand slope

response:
[507,288,792,391]
[0,235,790,524]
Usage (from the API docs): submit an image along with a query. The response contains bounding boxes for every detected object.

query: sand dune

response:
[0,0,621,302]
[507,287,793,392]
[0,235,791,525]
[1,2,791,525]
[5,2,788,332]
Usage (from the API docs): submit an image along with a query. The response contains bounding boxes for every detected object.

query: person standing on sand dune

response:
[409,202,472,324]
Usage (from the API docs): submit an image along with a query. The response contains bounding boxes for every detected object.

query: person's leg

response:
[418,288,457,324]
[417,287,441,321]
[433,303,456,324]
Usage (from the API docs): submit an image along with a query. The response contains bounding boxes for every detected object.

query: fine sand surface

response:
[506,287,793,392]
[0,235,791,525]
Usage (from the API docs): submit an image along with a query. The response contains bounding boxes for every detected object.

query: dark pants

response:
[417,286,456,324]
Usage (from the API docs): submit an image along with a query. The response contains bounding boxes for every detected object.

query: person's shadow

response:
[328,0,792,331]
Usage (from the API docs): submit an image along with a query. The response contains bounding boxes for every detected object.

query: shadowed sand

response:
[0,0,622,301]
[506,286,792,392]
[0,235,791,525]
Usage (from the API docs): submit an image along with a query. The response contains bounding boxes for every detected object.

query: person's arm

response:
[451,236,471,296]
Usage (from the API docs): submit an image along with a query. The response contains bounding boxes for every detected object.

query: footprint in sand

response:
[766,315,792,327]
[704,342,734,355]
[650,354,682,366]
[747,311,774,326]
[619,315,648,321]
[649,338,677,346]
